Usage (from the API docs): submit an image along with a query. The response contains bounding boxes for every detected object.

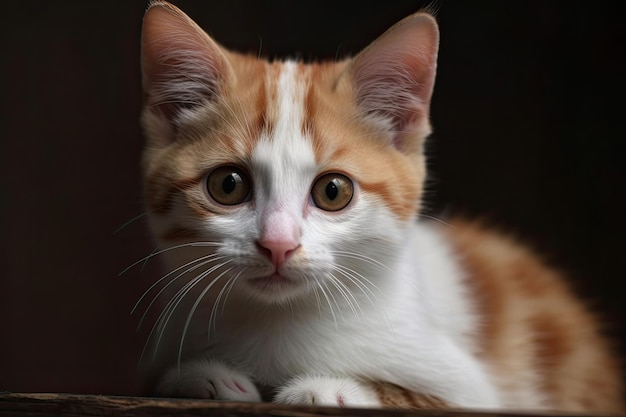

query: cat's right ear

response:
[141,1,232,144]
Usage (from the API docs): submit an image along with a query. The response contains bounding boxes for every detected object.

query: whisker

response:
[131,252,221,315]
[257,36,263,59]
[334,265,396,334]
[333,264,382,299]
[177,266,235,371]
[138,258,226,366]
[143,259,230,363]
[209,267,246,337]
[316,281,338,329]
[328,272,363,320]
[334,42,345,62]
[323,280,343,325]
[324,283,343,326]
[208,276,234,338]
[154,260,232,350]
[332,266,378,309]
[220,267,246,315]
[113,211,149,235]
[419,213,452,228]
[139,244,164,274]
[119,242,222,276]
[133,254,222,330]
[312,283,323,319]
[332,250,392,272]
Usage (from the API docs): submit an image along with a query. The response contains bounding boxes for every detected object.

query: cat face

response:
[140,2,438,305]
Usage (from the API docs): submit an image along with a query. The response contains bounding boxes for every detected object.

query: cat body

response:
[139,2,624,413]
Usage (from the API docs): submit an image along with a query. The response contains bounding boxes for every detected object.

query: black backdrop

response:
[1,1,624,396]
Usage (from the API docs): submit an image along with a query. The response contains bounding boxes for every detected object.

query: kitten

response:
[138,1,625,413]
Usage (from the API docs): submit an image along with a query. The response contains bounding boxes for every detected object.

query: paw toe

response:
[274,376,380,408]
[157,359,261,402]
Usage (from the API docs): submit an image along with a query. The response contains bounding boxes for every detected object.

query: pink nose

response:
[256,239,299,269]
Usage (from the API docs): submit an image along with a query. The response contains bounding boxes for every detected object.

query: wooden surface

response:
[0,393,606,417]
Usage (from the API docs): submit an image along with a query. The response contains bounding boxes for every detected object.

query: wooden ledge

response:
[0,393,609,417]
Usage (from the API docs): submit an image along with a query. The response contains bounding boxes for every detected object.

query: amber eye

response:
[311,173,354,211]
[206,165,251,206]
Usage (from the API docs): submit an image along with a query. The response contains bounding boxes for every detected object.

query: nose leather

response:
[257,206,301,269]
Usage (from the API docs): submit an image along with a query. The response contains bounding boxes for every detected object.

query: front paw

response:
[157,358,261,402]
[274,375,380,408]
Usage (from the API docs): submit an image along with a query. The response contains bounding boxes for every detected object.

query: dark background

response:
[1,1,624,396]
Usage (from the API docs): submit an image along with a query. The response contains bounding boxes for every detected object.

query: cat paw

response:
[157,358,261,402]
[274,375,381,408]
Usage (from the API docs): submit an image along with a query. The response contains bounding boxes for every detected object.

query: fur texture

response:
[138,2,625,414]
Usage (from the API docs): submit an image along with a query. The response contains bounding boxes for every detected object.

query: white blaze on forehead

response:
[252,61,317,242]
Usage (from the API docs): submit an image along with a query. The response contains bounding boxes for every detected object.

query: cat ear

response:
[141,1,232,138]
[346,13,439,153]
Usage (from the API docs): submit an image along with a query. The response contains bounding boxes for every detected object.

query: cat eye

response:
[311,173,354,212]
[205,165,251,206]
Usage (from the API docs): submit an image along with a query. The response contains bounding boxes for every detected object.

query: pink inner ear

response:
[349,13,439,151]
[141,3,229,123]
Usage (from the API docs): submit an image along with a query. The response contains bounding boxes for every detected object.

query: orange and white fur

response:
[139,2,625,414]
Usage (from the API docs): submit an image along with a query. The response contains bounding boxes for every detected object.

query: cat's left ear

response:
[345,13,439,154]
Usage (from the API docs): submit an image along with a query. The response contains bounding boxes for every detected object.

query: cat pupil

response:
[326,181,338,200]
[222,174,237,194]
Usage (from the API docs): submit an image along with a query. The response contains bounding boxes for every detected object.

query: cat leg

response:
[274,375,381,408]
[157,358,261,402]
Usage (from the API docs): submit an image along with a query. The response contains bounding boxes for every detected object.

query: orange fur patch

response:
[444,220,625,414]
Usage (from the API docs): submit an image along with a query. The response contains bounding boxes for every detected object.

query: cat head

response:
[140,2,439,305]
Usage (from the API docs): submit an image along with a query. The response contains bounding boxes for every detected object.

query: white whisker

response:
[333,264,382,301]
[312,283,323,319]
[338,271,372,307]
[209,267,247,337]
[316,281,337,329]
[155,260,232,343]
[332,250,392,272]
[133,253,222,330]
[419,213,452,228]
[139,244,163,274]
[177,266,235,370]
[132,252,220,315]
[328,272,363,320]
[113,211,149,235]
[220,267,246,315]
[333,265,396,335]
[137,258,226,366]
[119,241,222,276]
[146,259,232,362]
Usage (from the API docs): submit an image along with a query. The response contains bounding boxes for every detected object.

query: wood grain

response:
[0,393,607,417]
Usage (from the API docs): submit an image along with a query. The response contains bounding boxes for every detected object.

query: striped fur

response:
[139,2,624,414]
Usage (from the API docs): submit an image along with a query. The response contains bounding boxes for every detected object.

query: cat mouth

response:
[249,273,296,289]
